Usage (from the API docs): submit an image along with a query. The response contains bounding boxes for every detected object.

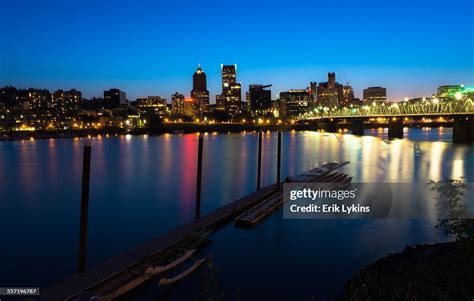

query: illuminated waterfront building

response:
[104,89,127,109]
[191,65,210,116]
[342,84,354,105]
[317,73,343,108]
[183,98,198,117]
[248,84,272,115]
[279,89,311,117]
[135,96,168,116]
[171,92,185,116]
[216,64,242,116]
[363,87,386,104]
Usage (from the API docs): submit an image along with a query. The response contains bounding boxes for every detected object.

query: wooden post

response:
[78,143,91,274]
[277,131,281,190]
[257,131,263,190]
[195,135,203,219]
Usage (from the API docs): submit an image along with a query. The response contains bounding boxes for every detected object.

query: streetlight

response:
[454,92,462,100]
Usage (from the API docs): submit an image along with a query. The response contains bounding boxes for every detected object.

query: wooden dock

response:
[41,161,351,300]
[235,161,351,227]
[41,185,277,301]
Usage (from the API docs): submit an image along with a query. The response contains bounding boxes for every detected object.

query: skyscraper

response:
[191,65,210,116]
[317,73,343,108]
[216,64,242,116]
[309,82,317,102]
[248,84,272,115]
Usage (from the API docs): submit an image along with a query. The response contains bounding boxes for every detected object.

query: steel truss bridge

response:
[301,98,474,120]
[298,98,474,142]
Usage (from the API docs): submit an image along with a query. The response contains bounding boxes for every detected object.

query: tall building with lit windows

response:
[317,73,343,108]
[191,65,210,116]
[248,84,272,115]
[135,96,168,116]
[171,92,185,116]
[279,89,311,117]
[342,84,354,105]
[216,64,242,116]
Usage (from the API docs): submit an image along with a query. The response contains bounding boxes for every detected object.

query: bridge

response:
[299,98,474,143]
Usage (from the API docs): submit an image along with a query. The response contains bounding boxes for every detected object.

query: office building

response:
[279,89,311,117]
[309,82,317,102]
[135,96,168,116]
[191,65,210,116]
[248,84,272,115]
[216,64,242,116]
[171,92,185,116]
[342,84,354,105]
[104,89,127,109]
[317,73,343,108]
[363,87,387,104]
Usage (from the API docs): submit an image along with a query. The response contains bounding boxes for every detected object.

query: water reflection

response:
[0,129,472,289]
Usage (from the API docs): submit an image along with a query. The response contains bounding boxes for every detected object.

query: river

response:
[0,128,472,299]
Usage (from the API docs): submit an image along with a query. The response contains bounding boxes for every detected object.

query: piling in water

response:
[195,135,203,219]
[257,131,263,190]
[277,131,281,190]
[78,143,91,273]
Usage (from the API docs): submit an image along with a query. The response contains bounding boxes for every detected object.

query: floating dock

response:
[41,185,276,300]
[235,161,351,227]
[42,161,350,300]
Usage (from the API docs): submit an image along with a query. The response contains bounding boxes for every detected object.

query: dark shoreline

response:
[0,122,451,141]
[340,241,474,300]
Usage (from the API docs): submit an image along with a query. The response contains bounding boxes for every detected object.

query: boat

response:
[158,259,206,285]
[68,228,212,300]
[98,249,198,300]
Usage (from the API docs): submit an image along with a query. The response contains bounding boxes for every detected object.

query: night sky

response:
[1,0,473,101]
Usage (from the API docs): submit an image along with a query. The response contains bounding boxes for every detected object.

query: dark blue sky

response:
[1,0,473,102]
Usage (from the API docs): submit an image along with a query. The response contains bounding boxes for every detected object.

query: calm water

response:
[0,128,472,299]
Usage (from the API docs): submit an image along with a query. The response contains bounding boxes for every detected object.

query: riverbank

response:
[340,241,474,300]
[0,122,452,141]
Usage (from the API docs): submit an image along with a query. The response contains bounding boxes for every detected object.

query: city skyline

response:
[1,0,473,101]
[1,64,471,103]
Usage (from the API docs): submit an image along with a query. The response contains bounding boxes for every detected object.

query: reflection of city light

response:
[452,159,464,179]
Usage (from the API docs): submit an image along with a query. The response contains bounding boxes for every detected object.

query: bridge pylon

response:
[388,117,403,139]
[351,118,364,136]
[453,116,474,143]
